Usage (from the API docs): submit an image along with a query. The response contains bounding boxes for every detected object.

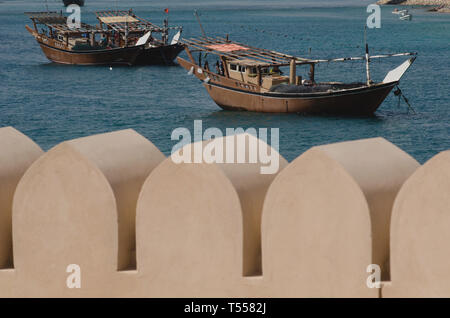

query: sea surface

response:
[0,0,449,162]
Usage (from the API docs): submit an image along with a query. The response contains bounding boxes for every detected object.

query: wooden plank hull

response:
[27,25,182,66]
[204,81,396,115]
[178,57,396,115]
[38,41,143,66]
[134,43,185,65]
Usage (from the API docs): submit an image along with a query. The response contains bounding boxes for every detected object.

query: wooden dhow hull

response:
[134,43,185,65]
[178,57,396,115]
[27,27,143,66]
[37,40,143,66]
[203,81,396,115]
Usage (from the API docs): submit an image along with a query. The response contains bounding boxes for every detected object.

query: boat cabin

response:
[25,11,112,51]
[226,59,291,89]
[182,37,319,92]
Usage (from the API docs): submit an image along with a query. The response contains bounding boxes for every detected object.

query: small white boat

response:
[399,12,412,20]
[392,8,408,15]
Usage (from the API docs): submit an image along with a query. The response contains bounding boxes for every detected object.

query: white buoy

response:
[109,66,113,71]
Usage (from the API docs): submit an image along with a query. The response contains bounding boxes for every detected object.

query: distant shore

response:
[377,0,450,12]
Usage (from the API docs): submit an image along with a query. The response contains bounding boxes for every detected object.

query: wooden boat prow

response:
[178,37,416,115]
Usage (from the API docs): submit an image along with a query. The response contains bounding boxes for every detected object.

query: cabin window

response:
[248,67,258,78]
[230,64,246,73]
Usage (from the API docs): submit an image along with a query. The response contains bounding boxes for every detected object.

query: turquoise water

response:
[0,0,449,162]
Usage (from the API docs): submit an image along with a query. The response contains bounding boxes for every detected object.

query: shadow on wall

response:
[0,126,448,297]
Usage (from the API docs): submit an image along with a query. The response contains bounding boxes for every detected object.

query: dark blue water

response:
[0,0,449,162]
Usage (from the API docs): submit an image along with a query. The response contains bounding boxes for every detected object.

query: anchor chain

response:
[394,85,416,114]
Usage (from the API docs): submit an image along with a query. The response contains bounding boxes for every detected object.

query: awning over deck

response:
[98,16,139,24]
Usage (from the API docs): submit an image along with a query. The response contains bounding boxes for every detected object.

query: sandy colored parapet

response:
[0,127,42,298]
[261,138,419,297]
[0,127,43,270]
[12,129,164,297]
[136,134,287,297]
[384,151,450,297]
[4,127,450,298]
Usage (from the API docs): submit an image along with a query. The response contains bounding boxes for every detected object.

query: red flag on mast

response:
[164,8,169,14]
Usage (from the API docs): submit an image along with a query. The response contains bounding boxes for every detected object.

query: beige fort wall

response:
[0,126,448,297]
[383,150,450,297]
[0,127,44,297]
[135,134,288,297]
[261,138,419,297]
[10,129,164,297]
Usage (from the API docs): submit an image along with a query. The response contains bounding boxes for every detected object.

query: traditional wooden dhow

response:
[178,37,417,115]
[95,10,184,65]
[25,12,143,65]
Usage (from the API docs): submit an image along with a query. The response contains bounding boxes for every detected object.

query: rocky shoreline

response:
[377,0,450,12]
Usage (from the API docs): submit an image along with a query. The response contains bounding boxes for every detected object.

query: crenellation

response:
[0,127,447,297]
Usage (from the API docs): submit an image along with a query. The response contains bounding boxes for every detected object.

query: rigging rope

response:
[231,25,398,58]
[394,85,416,114]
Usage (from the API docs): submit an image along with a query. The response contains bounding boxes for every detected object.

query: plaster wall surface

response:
[384,151,450,297]
[0,127,43,270]
[1,127,447,298]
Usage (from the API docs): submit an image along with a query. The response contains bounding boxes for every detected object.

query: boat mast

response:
[289,58,296,85]
[163,18,169,45]
[194,10,207,38]
[364,27,372,86]
[125,20,128,46]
